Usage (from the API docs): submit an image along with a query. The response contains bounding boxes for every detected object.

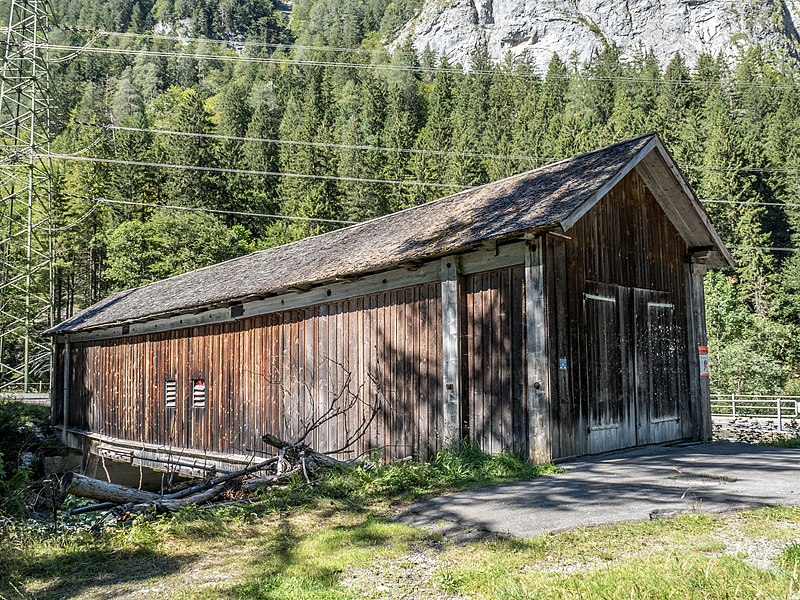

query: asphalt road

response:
[396,441,800,539]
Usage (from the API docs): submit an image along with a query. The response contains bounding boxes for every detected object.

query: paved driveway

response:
[396,441,800,539]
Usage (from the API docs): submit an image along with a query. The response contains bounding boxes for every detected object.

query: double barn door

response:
[583,281,684,454]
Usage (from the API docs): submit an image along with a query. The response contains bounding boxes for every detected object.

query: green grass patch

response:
[768,435,800,448]
[431,510,800,599]
[253,441,560,512]
[437,553,789,599]
[778,541,800,570]
[732,505,800,540]
[0,442,555,598]
[220,517,424,599]
[668,471,736,483]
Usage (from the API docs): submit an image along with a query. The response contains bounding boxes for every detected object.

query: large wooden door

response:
[584,282,636,454]
[583,283,684,454]
[634,289,682,445]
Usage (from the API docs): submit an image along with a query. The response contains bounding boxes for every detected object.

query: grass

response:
[1,446,799,599]
[432,509,800,599]
[769,435,800,449]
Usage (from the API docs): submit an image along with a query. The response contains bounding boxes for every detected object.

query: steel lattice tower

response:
[0,0,52,392]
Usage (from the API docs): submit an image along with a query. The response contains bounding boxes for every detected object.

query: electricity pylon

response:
[0,0,53,393]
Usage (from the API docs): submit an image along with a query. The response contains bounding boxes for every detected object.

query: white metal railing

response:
[711,394,800,433]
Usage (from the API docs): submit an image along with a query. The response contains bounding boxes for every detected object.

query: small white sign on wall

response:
[698,345,710,377]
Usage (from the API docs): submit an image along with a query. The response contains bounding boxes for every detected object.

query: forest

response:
[10,0,800,395]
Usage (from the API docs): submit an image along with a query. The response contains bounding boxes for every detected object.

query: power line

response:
[72,122,800,175]
[72,122,559,163]
[684,165,800,173]
[55,27,800,90]
[43,153,469,189]
[48,202,101,232]
[701,199,800,209]
[44,150,800,210]
[64,194,358,225]
[59,27,418,58]
[728,245,798,253]
[63,195,800,253]
[36,42,800,89]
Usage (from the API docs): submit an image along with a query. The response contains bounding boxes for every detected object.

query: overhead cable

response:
[43,153,469,189]
[37,42,800,88]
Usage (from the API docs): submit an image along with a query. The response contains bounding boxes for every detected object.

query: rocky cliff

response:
[395,0,800,69]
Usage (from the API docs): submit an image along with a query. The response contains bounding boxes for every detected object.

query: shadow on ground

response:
[396,441,800,539]
[2,543,198,600]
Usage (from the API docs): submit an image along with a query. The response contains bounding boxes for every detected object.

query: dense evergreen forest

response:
[34,0,800,396]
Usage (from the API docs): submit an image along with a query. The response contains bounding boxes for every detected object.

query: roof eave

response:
[48,229,551,336]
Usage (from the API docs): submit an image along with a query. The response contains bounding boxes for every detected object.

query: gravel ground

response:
[340,540,468,600]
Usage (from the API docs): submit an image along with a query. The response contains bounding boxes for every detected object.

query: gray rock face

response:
[395,0,800,69]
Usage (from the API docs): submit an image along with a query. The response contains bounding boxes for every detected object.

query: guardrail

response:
[1,392,50,406]
[711,394,800,433]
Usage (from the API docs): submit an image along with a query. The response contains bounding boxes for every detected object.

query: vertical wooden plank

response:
[440,257,462,447]
[498,269,510,451]
[545,237,561,459]
[687,260,711,440]
[526,238,550,464]
[62,340,70,438]
[463,275,474,444]
[510,266,526,456]
[476,274,487,449]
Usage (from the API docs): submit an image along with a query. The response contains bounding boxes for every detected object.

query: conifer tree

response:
[445,44,491,186]
[407,58,454,206]
[277,70,340,238]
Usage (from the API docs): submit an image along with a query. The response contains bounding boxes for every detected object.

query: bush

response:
[0,400,50,482]
[0,399,64,517]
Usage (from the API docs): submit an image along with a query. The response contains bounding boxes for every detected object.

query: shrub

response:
[0,400,50,481]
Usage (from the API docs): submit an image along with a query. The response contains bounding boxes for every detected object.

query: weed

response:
[769,435,800,449]
[778,541,800,570]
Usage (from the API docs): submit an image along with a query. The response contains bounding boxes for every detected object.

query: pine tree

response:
[277,70,340,238]
[407,58,454,207]
[380,44,424,211]
[445,44,491,187]
[153,88,219,209]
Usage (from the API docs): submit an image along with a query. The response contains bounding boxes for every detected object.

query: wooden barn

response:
[47,133,733,474]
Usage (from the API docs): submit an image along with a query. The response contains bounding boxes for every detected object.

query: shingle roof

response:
[49,133,720,334]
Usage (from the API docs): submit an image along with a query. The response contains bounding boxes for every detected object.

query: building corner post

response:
[526,237,551,463]
[687,260,711,441]
[440,257,462,447]
[62,338,70,443]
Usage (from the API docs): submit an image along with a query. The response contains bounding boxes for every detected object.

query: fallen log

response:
[62,473,159,504]
[62,458,283,515]
[62,424,371,517]
[69,501,116,516]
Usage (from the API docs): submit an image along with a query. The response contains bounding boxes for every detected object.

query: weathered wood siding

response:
[463,265,528,456]
[57,282,443,461]
[546,168,691,459]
